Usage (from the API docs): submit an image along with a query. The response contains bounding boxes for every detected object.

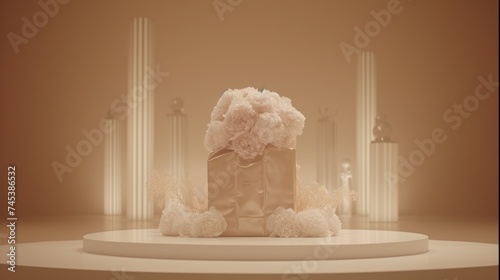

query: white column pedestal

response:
[356,51,377,215]
[317,112,336,191]
[369,142,398,222]
[166,100,187,184]
[104,116,121,215]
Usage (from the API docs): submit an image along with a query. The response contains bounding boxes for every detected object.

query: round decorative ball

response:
[170,97,184,113]
[373,115,392,142]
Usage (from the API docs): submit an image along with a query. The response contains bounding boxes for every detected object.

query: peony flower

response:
[261,89,281,102]
[231,131,264,160]
[239,86,259,98]
[174,212,197,237]
[159,200,187,236]
[323,207,342,236]
[246,89,277,114]
[204,120,231,151]
[251,112,284,145]
[267,208,300,237]
[296,208,331,237]
[211,89,240,121]
[272,134,297,149]
[159,208,180,236]
[223,98,257,139]
[278,101,305,137]
[191,207,227,237]
[204,87,305,153]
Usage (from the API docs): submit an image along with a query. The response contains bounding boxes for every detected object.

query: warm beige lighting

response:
[356,51,377,215]
[127,17,154,220]
[104,113,121,215]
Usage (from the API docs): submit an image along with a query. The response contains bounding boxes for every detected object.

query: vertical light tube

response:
[166,98,187,185]
[317,109,337,191]
[127,17,154,220]
[356,51,377,215]
[104,113,121,215]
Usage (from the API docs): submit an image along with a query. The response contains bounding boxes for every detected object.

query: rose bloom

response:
[231,132,264,160]
[191,207,227,237]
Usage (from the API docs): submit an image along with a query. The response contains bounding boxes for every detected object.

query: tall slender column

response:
[166,98,187,185]
[127,17,154,220]
[356,51,377,215]
[317,108,337,191]
[369,115,398,222]
[104,111,121,215]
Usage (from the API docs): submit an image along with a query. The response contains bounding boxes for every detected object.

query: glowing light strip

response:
[104,118,121,215]
[356,52,377,215]
[127,17,154,220]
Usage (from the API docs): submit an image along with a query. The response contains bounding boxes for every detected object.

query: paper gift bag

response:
[207,146,296,236]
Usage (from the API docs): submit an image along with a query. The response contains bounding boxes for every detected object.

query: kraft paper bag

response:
[207,146,296,236]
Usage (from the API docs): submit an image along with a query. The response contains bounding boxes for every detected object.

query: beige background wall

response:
[0,0,498,217]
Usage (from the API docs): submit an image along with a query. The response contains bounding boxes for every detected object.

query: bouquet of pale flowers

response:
[204,87,305,159]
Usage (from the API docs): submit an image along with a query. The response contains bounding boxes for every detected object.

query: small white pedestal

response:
[370,142,399,222]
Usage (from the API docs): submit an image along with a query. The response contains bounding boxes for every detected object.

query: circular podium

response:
[82,229,428,260]
[1,229,497,280]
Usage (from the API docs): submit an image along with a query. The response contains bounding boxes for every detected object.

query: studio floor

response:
[0,214,498,280]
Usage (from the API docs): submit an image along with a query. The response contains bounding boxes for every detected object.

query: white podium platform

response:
[0,229,497,280]
[82,229,428,260]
